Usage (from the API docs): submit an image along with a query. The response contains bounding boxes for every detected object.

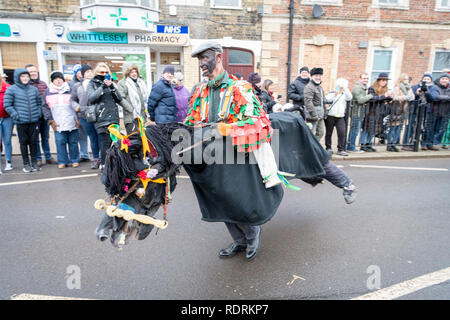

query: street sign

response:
[43,50,57,61]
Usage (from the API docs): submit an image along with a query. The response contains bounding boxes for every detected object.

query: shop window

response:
[211,0,242,10]
[160,52,180,65]
[431,50,450,80]
[435,0,450,11]
[369,48,394,85]
[228,49,252,65]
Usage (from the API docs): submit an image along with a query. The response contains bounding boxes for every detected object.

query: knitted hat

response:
[50,71,64,82]
[299,66,309,73]
[73,64,82,75]
[162,65,175,75]
[248,72,261,85]
[422,73,433,80]
[310,68,323,76]
[439,73,450,79]
[80,64,92,78]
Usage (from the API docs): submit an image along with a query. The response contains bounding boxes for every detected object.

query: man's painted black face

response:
[198,49,217,78]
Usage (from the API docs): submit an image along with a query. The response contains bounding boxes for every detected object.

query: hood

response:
[296,76,310,84]
[14,68,30,87]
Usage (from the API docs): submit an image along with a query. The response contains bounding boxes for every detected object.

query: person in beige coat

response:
[388,73,414,151]
[117,65,148,134]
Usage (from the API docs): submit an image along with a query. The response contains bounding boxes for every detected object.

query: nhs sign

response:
[156,25,189,34]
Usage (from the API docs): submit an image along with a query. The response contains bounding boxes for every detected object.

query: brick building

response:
[0,0,264,91]
[260,0,450,100]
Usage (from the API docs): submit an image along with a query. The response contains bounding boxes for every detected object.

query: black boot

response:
[219,242,247,259]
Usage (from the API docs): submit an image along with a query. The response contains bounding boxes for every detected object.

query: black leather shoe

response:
[219,242,247,258]
[246,227,262,260]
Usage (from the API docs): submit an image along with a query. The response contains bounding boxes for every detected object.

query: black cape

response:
[183,112,330,225]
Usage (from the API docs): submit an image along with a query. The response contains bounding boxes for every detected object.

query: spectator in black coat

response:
[287,66,310,119]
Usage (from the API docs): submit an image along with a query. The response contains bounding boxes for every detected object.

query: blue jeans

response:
[79,118,100,159]
[387,125,401,145]
[78,123,90,159]
[402,111,416,145]
[359,130,375,145]
[54,129,80,165]
[0,117,13,162]
[36,117,52,161]
[346,117,362,151]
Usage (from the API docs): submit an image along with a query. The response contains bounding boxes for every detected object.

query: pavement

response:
[2,126,450,167]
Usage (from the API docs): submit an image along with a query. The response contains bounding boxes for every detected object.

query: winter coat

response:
[42,82,78,132]
[430,80,450,118]
[117,77,148,125]
[257,88,277,114]
[29,78,48,98]
[3,68,42,124]
[303,80,325,120]
[70,80,89,120]
[147,78,177,124]
[389,85,414,126]
[173,85,190,122]
[0,81,11,118]
[287,76,309,110]
[351,81,373,118]
[87,76,122,133]
[326,87,352,118]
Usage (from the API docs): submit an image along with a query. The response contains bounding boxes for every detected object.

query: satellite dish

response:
[312,5,326,18]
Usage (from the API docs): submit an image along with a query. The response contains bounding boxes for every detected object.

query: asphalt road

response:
[0,157,449,300]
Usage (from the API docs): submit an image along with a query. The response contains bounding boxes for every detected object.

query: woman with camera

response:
[87,62,122,168]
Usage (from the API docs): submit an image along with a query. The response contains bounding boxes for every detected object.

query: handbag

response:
[86,104,97,123]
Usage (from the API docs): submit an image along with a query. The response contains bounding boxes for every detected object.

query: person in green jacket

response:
[346,73,373,152]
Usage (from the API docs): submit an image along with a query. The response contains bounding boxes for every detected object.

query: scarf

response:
[49,81,70,94]
[126,77,147,118]
[399,82,411,95]
[207,71,227,89]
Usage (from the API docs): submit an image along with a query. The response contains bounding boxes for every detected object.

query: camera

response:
[420,81,428,93]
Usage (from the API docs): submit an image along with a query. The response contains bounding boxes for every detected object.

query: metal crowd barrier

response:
[344,98,449,152]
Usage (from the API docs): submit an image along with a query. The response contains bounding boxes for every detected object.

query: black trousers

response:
[99,132,113,165]
[16,122,39,165]
[324,116,346,152]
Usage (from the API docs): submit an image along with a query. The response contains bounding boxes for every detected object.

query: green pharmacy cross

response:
[87,9,97,26]
[141,12,153,29]
[110,8,128,27]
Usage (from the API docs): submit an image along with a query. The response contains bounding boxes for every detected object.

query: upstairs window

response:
[436,0,450,11]
[431,50,450,80]
[80,0,158,10]
[372,0,409,10]
[210,0,242,10]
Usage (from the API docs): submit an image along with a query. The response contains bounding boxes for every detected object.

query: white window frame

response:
[368,47,398,89]
[430,48,450,79]
[301,0,343,7]
[80,0,159,11]
[435,0,450,12]
[210,0,242,10]
[371,0,409,10]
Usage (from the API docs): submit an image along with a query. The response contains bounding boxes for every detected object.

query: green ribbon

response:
[109,124,121,142]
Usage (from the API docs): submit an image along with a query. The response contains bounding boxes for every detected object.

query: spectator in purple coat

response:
[172,72,191,122]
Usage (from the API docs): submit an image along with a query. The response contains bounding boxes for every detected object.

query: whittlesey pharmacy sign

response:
[67,31,128,44]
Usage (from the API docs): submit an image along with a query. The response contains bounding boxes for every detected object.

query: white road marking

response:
[349,164,448,172]
[11,293,92,300]
[55,216,65,219]
[352,266,450,300]
[0,174,99,187]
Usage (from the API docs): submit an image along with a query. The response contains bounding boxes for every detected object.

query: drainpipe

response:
[286,0,294,103]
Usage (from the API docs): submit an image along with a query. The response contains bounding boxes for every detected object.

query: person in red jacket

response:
[0,73,13,173]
